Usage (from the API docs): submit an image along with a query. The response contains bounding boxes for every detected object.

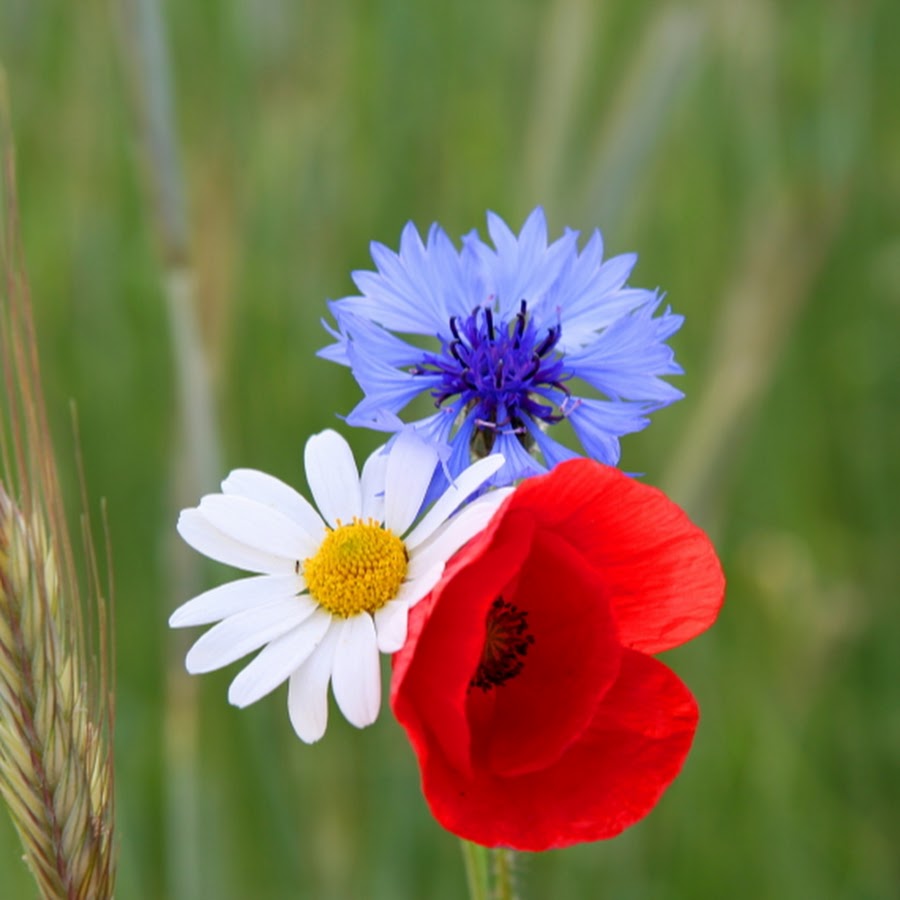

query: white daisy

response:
[170,428,508,743]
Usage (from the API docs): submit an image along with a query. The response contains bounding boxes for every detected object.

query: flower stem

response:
[460,842,520,900]
[491,848,519,900]
[460,840,490,900]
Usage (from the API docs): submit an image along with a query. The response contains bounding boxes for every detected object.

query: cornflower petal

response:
[491,430,546,484]
[322,307,424,368]
[522,419,582,469]
[568,398,651,465]
[345,341,443,419]
[566,302,685,403]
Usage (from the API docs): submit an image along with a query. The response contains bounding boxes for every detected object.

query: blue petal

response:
[329,310,423,368]
[566,301,685,403]
[567,398,653,465]
[345,342,442,418]
[335,221,462,334]
[550,250,639,330]
[490,429,546,485]
[557,288,658,353]
[318,310,351,365]
[481,208,579,320]
[418,409,478,507]
[523,418,581,469]
[344,407,405,433]
[409,402,461,449]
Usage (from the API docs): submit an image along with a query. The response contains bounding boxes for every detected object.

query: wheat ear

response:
[0,490,115,900]
[0,69,116,899]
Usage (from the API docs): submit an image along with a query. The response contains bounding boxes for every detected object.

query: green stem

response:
[459,842,520,900]
[491,848,518,900]
[460,840,490,900]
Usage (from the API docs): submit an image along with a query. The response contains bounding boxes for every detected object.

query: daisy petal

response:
[185,596,318,674]
[359,444,389,522]
[384,429,439,535]
[198,495,319,561]
[394,560,446,610]
[408,489,512,578]
[304,429,362,527]
[404,454,505,550]
[221,469,327,542]
[374,599,410,653]
[169,574,304,628]
[176,509,294,575]
[177,509,294,575]
[288,624,340,744]
[228,609,332,707]
[331,615,381,728]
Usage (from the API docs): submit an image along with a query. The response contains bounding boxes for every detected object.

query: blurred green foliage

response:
[1,0,898,897]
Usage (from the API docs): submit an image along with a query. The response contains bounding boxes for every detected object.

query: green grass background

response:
[2,0,899,897]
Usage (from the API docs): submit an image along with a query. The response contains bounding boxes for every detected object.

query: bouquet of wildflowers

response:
[169,208,725,895]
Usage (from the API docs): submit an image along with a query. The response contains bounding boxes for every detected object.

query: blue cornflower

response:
[319,207,684,486]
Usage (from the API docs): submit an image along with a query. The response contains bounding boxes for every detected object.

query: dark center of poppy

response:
[410,301,574,451]
[469,597,535,692]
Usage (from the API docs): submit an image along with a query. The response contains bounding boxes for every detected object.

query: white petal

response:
[228,609,332,707]
[331,615,381,729]
[383,430,439,535]
[185,596,319,674]
[373,599,410,653]
[359,444,389,522]
[198,495,319,561]
[394,560,446,611]
[404,454,506,550]
[304,430,362,527]
[408,489,513,578]
[169,574,304,628]
[177,509,294,575]
[288,625,340,743]
[221,469,327,542]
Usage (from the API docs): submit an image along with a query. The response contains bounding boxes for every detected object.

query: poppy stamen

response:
[469,597,535,692]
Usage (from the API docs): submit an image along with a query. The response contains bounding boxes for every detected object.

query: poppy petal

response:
[511,459,724,653]
[392,509,536,775]
[465,527,622,777]
[410,650,698,850]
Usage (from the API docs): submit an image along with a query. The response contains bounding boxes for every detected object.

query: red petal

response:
[510,459,724,654]
[467,528,622,777]
[391,508,536,775]
[413,649,698,850]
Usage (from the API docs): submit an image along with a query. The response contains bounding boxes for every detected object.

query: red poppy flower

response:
[390,459,725,850]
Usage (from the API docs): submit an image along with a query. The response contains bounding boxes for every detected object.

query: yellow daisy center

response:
[303,518,408,618]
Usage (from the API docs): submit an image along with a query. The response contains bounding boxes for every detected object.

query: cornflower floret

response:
[320,207,684,486]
